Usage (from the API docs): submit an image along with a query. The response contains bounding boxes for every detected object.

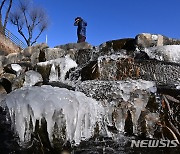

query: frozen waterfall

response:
[5,85,104,145]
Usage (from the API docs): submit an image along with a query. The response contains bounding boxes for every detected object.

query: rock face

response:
[0,33,180,153]
[98,55,180,85]
[76,80,157,133]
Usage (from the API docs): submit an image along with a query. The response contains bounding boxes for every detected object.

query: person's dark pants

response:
[77,35,86,43]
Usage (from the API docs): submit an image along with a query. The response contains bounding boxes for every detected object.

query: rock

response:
[80,61,99,81]
[54,43,94,64]
[0,55,6,66]
[22,43,49,57]
[99,38,135,52]
[35,63,52,82]
[5,53,22,65]
[23,70,43,87]
[135,33,180,49]
[98,55,180,85]
[36,56,77,83]
[76,79,156,101]
[38,49,46,62]
[75,49,93,65]
[55,42,93,50]
[0,85,7,94]
[0,61,3,75]
[134,50,150,60]
[144,45,180,63]
[30,49,40,64]
[76,79,156,133]
[44,48,66,61]
[11,74,25,91]
[0,78,12,93]
[3,64,21,75]
[35,81,75,91]
[3,62,33,76]
[94,38,135,60]
[0,73,16,82]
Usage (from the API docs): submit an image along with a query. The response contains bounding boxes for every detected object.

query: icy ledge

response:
[144,45,180,63]
[5,85,104,145]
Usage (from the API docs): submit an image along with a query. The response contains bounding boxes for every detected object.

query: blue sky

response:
[5,0,180,47]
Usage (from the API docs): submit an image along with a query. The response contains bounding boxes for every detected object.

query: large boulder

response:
[21,43,48,58]
[4,53,22,65]
[135,33,180,49]
[98,55,180,86]
[55,42,94,65]
[54,42,93,50]
[93,38,135,61]
[44,48,66,61]
[144,45,180,63]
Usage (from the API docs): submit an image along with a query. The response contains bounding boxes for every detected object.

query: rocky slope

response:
[0,33,180,153]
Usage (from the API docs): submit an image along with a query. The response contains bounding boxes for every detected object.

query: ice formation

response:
[37,55,77,82]
[11,64,22,76]
[23,70,43,87]
[144,45,180,63]
[5,85,104,144]
[49,63,59,81]
[77,79,157,134]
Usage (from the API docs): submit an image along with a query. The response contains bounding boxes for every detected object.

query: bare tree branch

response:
[0,0,6,12]
[10,0,48,46]
[31,27,44,46]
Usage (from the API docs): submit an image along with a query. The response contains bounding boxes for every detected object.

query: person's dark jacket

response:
[74,19,87,37]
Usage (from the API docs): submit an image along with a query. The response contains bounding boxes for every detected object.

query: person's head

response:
[75,17,82,23]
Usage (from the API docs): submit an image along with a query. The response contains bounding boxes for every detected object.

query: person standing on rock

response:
[74,17,87,43]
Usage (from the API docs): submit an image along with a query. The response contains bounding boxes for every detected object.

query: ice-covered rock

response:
[37,55,77,82]
[144,45,180,63]
[49,64,59,82]
[11,64,22,76]
[5,85,104,145]
[23,70,43,87]
[76,79,157,133]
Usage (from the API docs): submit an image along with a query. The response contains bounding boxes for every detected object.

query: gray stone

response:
[75,49,93,65]
[44,48,69,61]
[135,33,180,49]
[55,42,93,50]
[5,53,22,65]
[22,43,49,57]
[98,55,180,86]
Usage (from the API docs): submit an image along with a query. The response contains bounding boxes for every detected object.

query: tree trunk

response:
[3,0,13,31]
[0,16,3,34]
